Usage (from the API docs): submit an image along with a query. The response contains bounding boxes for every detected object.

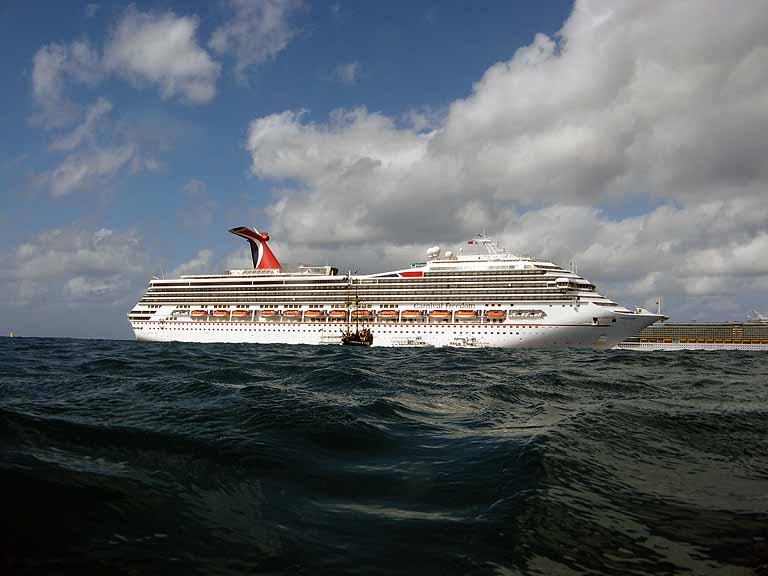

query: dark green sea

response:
[1,337,767,575]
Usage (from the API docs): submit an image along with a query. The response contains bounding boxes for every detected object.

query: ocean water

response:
[1,338,767,575]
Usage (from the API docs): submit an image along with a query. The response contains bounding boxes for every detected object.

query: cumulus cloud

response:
[3,227,149,306]
[104,6,220,104]
[172,249,214,276]
[37,116,162,197]
[41,145,136,197]
[35,93,164,197]
[245,0,768,319]
[183,178,207,197]
[210,0,303,81]
[335,61,360,85]
[31,40,102,127]
[31,6,219,123]
[49,96,112,151]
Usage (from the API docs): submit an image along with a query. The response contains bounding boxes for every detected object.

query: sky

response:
[1,0,767,339]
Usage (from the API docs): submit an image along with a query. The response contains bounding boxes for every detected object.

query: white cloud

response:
[244,0,768,319]
[40,145,134,197]
[173,249,214,276]
[31,6,220,122]
[30,10,200,197]
[4,227,149,306]
[38,121,161,197]
[335,61,360,85]
[104,6,220,104]
[130,155,161,174]
[183,178,207,197]
[31,40,102,127]
[210,0,303,81]
[49,97,112,151]
[222,246,253,271]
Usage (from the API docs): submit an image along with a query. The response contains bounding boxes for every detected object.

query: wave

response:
[1,337,767,574]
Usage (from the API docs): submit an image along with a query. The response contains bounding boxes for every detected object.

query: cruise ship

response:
[616,313,768,351]
[128,227,664,348]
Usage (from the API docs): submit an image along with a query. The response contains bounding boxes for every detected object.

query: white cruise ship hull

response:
[132,307,660,349]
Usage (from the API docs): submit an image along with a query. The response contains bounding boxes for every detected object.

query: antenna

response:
[656,297,662,316]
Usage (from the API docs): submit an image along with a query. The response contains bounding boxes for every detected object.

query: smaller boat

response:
[429,310,451,318]
[304,309,325,317]
[341,327,373,346]
[351,309,372,317]
[486,310,506,319]
[260,309,278,317]
[231,309,250,318]
[378,310,398,317]
[283,309,302,317]
[191,309,208,317]
[212,310,229,318]
[455,310,478,319]
[328,310,348,318]
[401,310,423,319]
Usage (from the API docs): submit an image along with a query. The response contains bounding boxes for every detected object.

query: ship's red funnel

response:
[229,227,281,270]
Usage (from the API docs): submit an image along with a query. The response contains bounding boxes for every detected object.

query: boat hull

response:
[132,311,660,349]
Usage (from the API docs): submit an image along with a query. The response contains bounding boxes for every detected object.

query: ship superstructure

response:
[128,227,663,348]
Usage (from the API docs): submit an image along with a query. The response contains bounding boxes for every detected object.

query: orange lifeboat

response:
[351,310,372,317]
[455,310,478,319]
[429,310,451,318]
[304,310,324,317]
[231,309,250,318]
[191,309,208,317]
[486,310,506,319]
[260,309,278,317]
[401,310,423,319]
[328,310,347,318]
[212,310,229,318]
[378,310,398,317]
[283,309,302,318]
